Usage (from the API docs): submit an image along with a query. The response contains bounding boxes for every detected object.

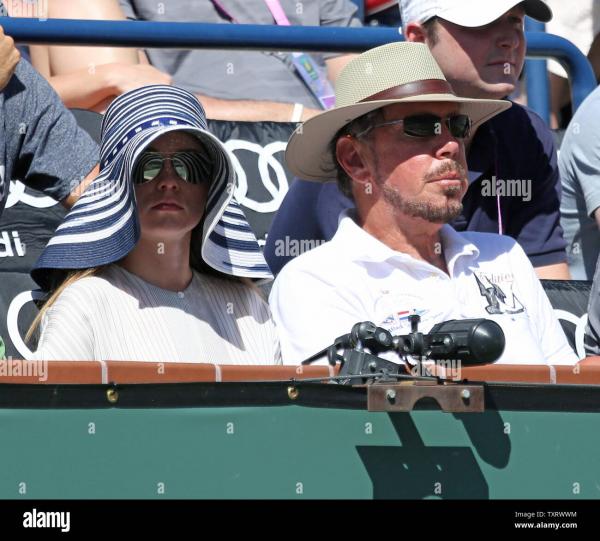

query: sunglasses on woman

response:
[134,151,212,185]
[353,113,472,140]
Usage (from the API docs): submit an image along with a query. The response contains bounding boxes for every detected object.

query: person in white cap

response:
[400,0,550,99]
[269,42,578,367]
[265,0,571,282]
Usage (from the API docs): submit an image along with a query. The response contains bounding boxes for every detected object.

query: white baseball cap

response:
[399,0,552,32]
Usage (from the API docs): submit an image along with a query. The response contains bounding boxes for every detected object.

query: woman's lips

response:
[152,202,183,211]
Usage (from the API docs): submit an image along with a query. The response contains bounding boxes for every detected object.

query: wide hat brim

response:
[285,93,511,182]
[31,85,272,290]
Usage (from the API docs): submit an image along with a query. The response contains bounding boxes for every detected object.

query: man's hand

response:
[0,26,21,91]
[107,63,172,95]
[198,93,321,122]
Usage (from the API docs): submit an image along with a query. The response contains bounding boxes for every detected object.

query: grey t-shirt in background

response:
[559,84,600,280]
[0,1,98,216]
[0,59,99,217]
[118,0,361,109]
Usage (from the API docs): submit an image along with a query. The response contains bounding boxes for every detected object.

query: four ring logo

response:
[5,139,291,214]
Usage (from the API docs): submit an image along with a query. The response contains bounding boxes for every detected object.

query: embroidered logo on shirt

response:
[474,274,525,315]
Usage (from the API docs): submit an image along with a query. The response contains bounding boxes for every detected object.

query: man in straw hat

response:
[269,42,578,366]
[266,0,571,281]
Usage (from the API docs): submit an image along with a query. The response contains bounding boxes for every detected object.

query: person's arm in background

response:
[325,54,355,83]
[558,92,600,269]
[137,39,322,122]
[0,24,19,90]
[194,93,321,122]
[535,262,571,279]
[5,59,99,208]
[9,0,171,112]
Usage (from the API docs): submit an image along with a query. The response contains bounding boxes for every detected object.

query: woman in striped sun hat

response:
[30,85,281,365]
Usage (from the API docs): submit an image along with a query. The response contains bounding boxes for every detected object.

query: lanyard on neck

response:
[263,0,292,25]
[210,0,290,25]
[208,0,335,109]
[210,0,238,23]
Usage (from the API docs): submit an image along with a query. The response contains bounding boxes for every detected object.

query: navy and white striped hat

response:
[32,85,272,290]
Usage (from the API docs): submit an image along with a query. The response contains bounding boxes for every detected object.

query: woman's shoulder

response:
[52,268,123,308]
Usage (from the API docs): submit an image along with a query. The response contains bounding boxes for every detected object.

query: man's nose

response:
[435,125,462,161]
[496,25,521,50]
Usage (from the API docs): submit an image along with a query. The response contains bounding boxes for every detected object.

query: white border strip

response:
[548,364,557,385]
[99,360,108,384]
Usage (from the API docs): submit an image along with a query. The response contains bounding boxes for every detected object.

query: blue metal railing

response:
[524,18,550,124]
[527,32,597,115]
[1,18,596,115]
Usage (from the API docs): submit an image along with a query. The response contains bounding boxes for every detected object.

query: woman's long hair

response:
[26,266,106,345]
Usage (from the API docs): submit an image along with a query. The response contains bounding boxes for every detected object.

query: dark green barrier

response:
[0,382,599,499]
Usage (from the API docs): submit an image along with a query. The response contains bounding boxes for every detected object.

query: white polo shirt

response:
[269,212,578,366]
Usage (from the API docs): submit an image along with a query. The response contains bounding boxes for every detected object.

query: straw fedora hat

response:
[285,42,512,181]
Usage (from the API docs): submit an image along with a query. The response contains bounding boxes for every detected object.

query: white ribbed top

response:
[34,265,281,364]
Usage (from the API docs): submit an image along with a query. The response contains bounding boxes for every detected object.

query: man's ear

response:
[336,135,373,189]
[405,22,427,43]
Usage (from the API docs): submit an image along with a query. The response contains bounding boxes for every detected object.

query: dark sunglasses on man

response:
[354,113,472,140]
